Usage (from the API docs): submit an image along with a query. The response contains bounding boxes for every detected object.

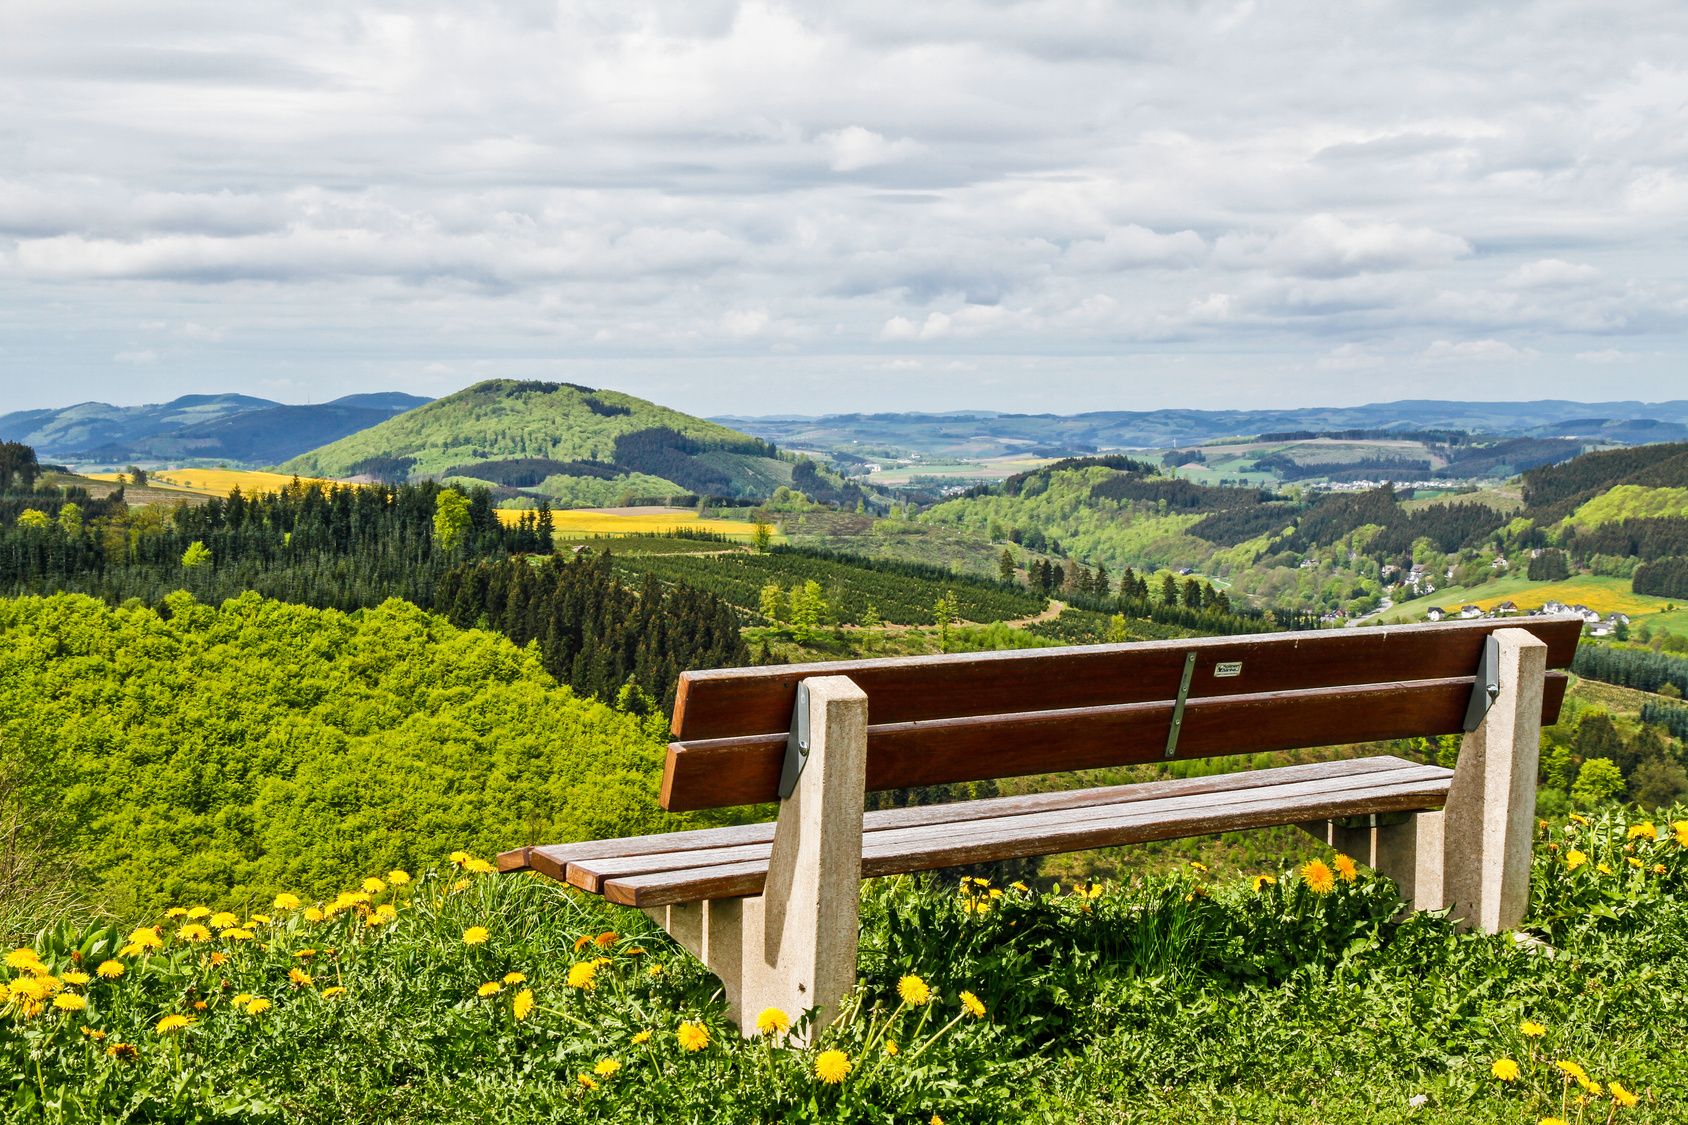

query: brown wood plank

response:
[607,769,1455,907]
[505,755,1421,883]
[661,671,1567,811]
[574,761,1449,892]
[672,617,1582,742]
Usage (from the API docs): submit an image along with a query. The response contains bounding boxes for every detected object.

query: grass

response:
[8,812,1688,1123]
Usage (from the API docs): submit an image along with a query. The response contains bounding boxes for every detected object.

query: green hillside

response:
[279,380,795,506]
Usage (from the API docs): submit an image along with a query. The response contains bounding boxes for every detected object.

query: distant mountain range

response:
[715,399,1688,458]
[0,392,432,467]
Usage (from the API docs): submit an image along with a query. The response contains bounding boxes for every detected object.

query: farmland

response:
[1379,574,1680,625]
[611,547,1046,626]
[85,467,339,496]
[492,506,770,541]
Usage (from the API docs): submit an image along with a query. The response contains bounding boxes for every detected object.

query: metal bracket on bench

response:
[778,681,811,799]
[1164,651,1198,759]
[1461,634,1501,732]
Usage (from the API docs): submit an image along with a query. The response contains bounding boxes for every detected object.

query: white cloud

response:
[819,126,924,172]
[1065,226,1207,270]
[1316,343,1386,371]
[114,349,159,365]
[1216,214,1472,278]
[720,308,770,338]
[1576,348,1643,364]
[1424,339,1536,361]
[1503,259,1600,288]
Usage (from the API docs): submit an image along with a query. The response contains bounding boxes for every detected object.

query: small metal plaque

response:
[1214,661,1243,678]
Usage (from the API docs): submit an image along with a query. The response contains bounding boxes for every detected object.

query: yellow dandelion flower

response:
[755,1007,791,1036]
[321,986,347,998]
[885,1039,899,1056]
[814,1049,852,1084]
[647,962,665,977]
[566,961,599,990]
[53,993,88,1012]
[465,858,497,875]
[1627,856,1644,868]
[462,926,490,946]
[932,1116,945,1125]
[208,952,230,968]
[1609,1081,1638,1107]
[1655,863,1669,875]
[165,907,187,918]
[450,849,471,866]
[61,970,90,986]
[154,1014,193,1035]
[1540,1119,1568,1125]
[5,948,43,971]
[244,997,272,1015]
[577,1074,598,1091]
[594,930,618,948]
[362,877,386,895]
[1189,861,1208,873]
[594,1058,621,1077]
[1628,823,1657,841]
[478,981,502,998]
[124,928,162,952]
[572,935,594,952]
[513,988,534,1020]
[632,1029,653,1045]
[1674,821,1688,847]
[225,929,255,942]
[294,948,317,959]
[1301,859,1336,894]
[209,911,238,929]
[80,1026,105,1040]
[960,990,986,1018]
[1333,854,1359,883]
[1252,874,1278,892]
[233,993,254,1005]
[387,869,411,886]
[1597,863,1614,875]
[1565,850,1588,871]
[1570,813,1590,826]
[1521,1020,1546,1037]
[185,907,210,920]
[288,968,314,988]
[273,893,301,909]
[107,1042,137,1059]
[303,907,324,922]
[249,914,271,925]
[677,1022,710,1052]
[898,974,932,1006]
[1492,1058,1521,1082]
[1010,880,1029,892]
[501,971,526,985]
[176,924,210,943]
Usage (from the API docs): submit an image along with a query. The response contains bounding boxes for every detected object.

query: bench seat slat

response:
[568,760,1448,893]
[661,672,1566,811]
[547,758,1451,907]
[500,756,1423,885]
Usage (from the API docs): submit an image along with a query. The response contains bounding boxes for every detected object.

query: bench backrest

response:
[661,616,1583,812]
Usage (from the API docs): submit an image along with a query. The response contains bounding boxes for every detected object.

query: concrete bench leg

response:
[1373,626,1547,932]
[645,674,868,1041]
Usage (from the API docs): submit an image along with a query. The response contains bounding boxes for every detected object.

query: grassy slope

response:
[1566,484,1688,527]
[6,813,1687,1124]
[1380,573,1687,627]
[279,380,777,484]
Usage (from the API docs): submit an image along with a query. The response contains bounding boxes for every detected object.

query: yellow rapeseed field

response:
[495,508,768,540]
[1463,577,1661,618]
[150,469,339,494]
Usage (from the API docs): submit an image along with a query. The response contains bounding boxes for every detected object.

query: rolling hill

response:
[279,379,806,507]
[0,392,432,467]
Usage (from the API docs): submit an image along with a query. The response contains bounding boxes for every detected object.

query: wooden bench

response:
[501,617,1581,1038]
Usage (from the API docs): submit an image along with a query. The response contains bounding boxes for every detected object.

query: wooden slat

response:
[572,759,1446,892]
[672,617,1583,742]
[543,756,1428,890]
[607,766,1455,907]
[661,671,1567,811]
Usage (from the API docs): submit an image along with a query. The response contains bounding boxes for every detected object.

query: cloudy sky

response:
[2,1,1685,416]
